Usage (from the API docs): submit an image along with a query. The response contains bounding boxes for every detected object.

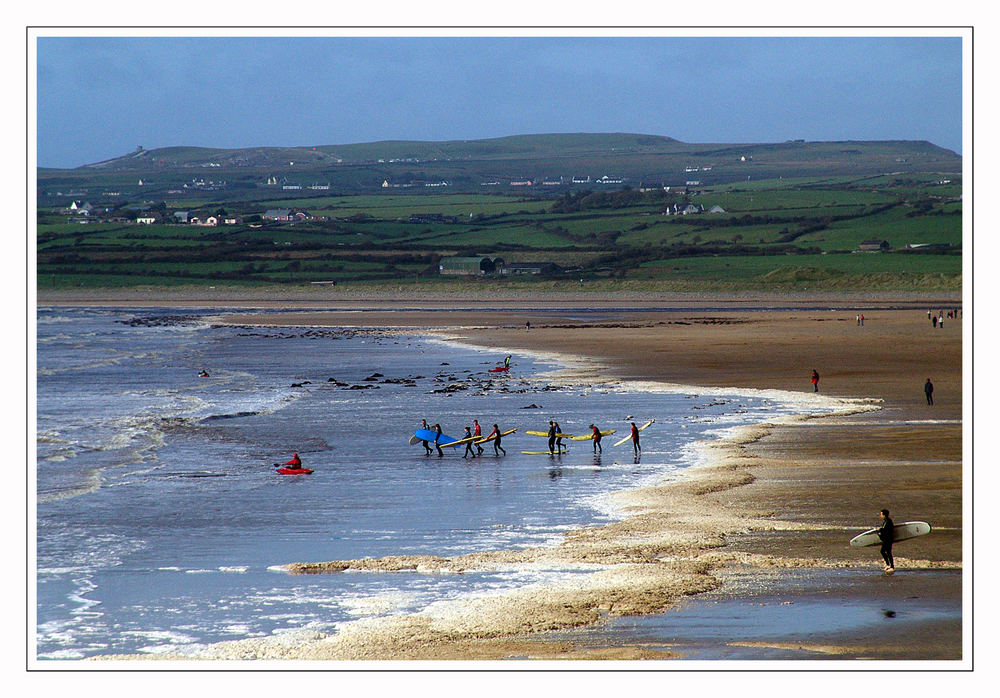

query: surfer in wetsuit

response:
[504,355,511,369]
[630,422,641,457]
[590,424,603,453]
[547,420,558,454]
[433,424,445,458]
[553,421,565,453]
[473,419,484,455]
[487,424,506,456]
[877,509,895,573]
[420,419,433,455]
[462,426,477,459]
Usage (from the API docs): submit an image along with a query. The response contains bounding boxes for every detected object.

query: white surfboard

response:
[613,419,655,447]
[849,521,931,548]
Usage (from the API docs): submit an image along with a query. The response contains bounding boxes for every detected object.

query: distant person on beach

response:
[420,419,432,455]
[932,315,938,328]
[590,424,603,453]
[877,509,895,573]
[925,378,934,405]
[938,314,944,329]
[462,426,476,459]
[473,419,484,455]
[860,314,865,326]
[548,420,558,454]
[433,424,445,458]
[811,369,820,392]
[486,424,506,456]
[629,422,641,457]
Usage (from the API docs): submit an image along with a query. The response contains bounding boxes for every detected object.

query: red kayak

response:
[489,366,509,373]
[275,467,313,475]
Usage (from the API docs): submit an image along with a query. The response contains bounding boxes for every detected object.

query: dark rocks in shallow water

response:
[290,381,312,388]
[428,383,468,394]
[346,384,380,390]
[521,403,543,409]
[327,378,349,386]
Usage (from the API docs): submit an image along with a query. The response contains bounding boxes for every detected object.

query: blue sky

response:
[34,34,963,168]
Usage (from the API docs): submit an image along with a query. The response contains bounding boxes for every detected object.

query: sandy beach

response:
[45,290,964,662]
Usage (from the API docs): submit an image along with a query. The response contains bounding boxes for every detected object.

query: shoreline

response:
[54,298,963,663]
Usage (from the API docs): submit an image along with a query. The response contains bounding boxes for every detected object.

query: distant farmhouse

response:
[263,209,313,222]
[439,256,506,275]
[858,239,891,252]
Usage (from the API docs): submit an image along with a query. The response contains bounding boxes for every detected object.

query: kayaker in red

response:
[284,453,302,468]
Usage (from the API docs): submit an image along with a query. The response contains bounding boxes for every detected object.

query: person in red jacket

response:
[486,424,506,456]
[284,453,302,468]
[811,369,820,392]
[590,424,603,453]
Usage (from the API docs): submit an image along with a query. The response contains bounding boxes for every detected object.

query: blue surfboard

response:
[413,428,461,447]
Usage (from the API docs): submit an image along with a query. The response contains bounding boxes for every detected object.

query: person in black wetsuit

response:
[925,378,934,405]
[547,420,558,454]
[486,424,506,456]
[462,426,477,459]
[420,419,433,456]
[433,423,445,458]
[877,509,894,572]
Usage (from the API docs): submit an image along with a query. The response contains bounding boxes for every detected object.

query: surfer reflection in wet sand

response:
[877,509,895,574]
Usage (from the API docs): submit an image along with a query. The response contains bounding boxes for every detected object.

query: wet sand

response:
[66,293,964,662]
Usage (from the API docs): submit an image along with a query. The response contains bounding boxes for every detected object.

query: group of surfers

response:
[419,418,645,457]
[420,419,507,458]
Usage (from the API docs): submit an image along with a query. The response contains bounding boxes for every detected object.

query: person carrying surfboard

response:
[486,424,506,456]
[547,421,558,454]
[554,421,565,453]
[420,419,433,456]
[473,419,484,455]
[877,509,895,573]
[590,424,603,453]
[461,427,477,459]
[629,422,641,457]
[433,424,445,458]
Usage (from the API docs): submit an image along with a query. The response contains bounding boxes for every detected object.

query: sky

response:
[33,33,964,169]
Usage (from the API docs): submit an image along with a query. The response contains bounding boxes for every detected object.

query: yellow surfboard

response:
[526,430,575,438]
[570,429,616,441]
[474,428,517,444]
[613,419,655,447]
[439,435,479,447]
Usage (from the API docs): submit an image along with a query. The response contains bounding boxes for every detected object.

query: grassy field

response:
[36,170,962,292]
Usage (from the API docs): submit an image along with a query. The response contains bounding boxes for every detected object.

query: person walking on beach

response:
[461,426,477,459]
[938,314,944,329]
[590,424,603,453]
[877,509,895,573]
[925,378,934,405]
[932,315,938,328]
[547,420,558,454]
[486,424,506,456]
[420,419,433,456]
[811,369,820,392]
[433,423,445,458]
[860,314,865,327]
[629,422,641,458]
[473,419,484,456]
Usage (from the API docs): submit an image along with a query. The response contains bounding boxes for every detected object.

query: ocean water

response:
[34,306,803,660]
